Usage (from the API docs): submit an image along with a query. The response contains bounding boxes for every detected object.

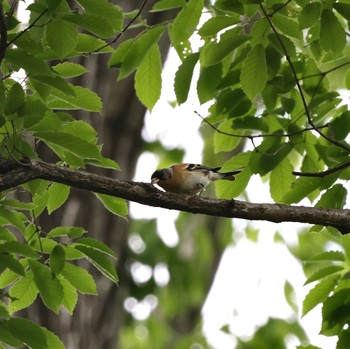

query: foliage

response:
[0,0,349,348]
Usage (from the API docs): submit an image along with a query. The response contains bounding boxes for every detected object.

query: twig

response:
[7,8,48,47]
[259,2,350,154]
[196,111,329,140]
[0,4,7,66]
[293,160,350,178]
[92,0,150,53]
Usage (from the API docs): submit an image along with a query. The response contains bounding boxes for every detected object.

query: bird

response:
[151,163,243,195]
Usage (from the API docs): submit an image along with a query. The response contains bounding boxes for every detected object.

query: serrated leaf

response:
[201,27,250,66]
[58,276,77,315]
[61,262,97,295]
[282,177,322,204]
[241,44,267,101]
[28,260,64,314]
[74,245,118,284]
[47,182,70,214]
[302,277,337,316]
[284,280,298,313]
[135,44,162,110]
[34,131,102,160]
[76,238,117,259]
[50,245,66,275]
[305,266,344,285]
[311,251,345,262]
[42,327,65,349]
[174,52,199,104]
[151,0,186,12]
[30,75,75,96]
[9,271,38,314]
[0,254,25,277]
[198,15,240,37]
[299,3,321,29]
[0,242,38,259]
[270,157,294,202]
[272,13,301,39]
[114,27,165,79]
[342,234,350,262]
[315,184,347,209]
[7,318,47,349]
[47,85,102,111]
[46,19,77,59]
[47,226,86,238]
[75,0,123,31]
[5,49,54,76]
[53,62,87,78]
[5,83,24,115]
[197,64,222,104]
[170,0,204,46]
[319,9,346,54]
[95,193,128,219]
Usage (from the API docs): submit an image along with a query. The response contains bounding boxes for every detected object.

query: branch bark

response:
[1,158,349,233]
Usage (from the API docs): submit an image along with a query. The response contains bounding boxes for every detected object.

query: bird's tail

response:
[216,168,243,181]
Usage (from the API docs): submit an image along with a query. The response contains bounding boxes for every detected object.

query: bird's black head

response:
[151,168,172,184]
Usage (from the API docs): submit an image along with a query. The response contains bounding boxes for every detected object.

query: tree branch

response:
[0,158,349,233]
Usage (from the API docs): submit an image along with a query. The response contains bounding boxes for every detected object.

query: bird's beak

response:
[151,178,159,184]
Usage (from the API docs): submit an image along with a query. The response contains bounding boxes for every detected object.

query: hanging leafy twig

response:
[0,4,7,66]
[259,2,350,154]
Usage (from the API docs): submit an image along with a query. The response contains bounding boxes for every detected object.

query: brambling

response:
[151,163,243,195]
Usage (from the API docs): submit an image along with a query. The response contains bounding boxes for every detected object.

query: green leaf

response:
[64,14,114,39]
[9,271,38,314]
[284,280,298,313]
[201,27,250,66]
[34,131,102,160]
[53,62,87,78]
[50,245,66,275]
[174,52,199,104]
[315,184,347,209]
[302,277,338,316]
[46,85,102,111]
[241,44,267,101]
[282,177,322,204]
[298,2,321,29]
[334,3,350,22]
[198,15,240,37]
[342,234,350,262]
[271,13,301,39]
[46,19,77,59]
[75,0,123,31]
[61,262,97,295]
[197,64,222,103]
[331,111,350,140]
[95,193,128,219]
[58,276,77,315]
[151,0,186,12]
[170,0,204,46]
[28,260,64,313]
[111,27,165,79]
[135,44,162,111]
[74,245,118,284]
[30,75,75,96]
[47,182,70,214]
[47,226,86,238]
[5,49,54,76]
[0,254,25,277]
[41,327,65,349]
[305,266,344,285]
[0,242,38,259]
[76,33,113,53]
[5,82,24,115]
[311,251,345,262]
[270,157,294,202]
[7,318,47,349]
[76,238,117,259]
[319,9,346,54]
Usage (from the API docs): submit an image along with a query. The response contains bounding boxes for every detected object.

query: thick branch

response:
[0,158,349,233]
